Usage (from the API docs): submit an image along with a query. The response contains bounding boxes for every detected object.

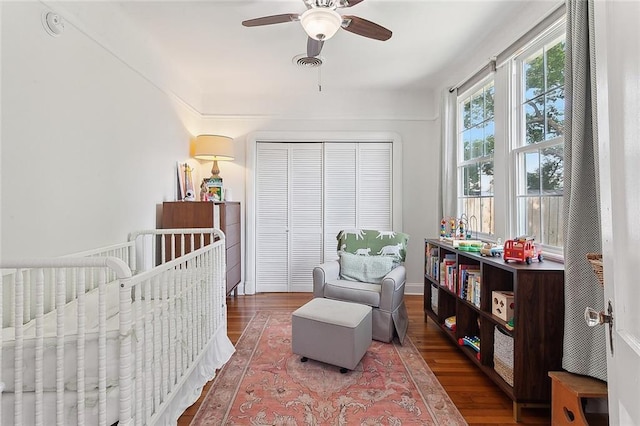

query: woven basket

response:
[494,357,514,387]
[494,326,514,386]
[586,253,604,287]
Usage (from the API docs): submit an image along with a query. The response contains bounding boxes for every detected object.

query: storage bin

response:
[494,326,514,386]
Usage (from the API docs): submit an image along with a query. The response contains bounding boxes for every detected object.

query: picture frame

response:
[176,162,186,201]
[177,162,197,201]
[202,177,223,202]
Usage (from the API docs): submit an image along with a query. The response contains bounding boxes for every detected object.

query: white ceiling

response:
[109,0,560,100]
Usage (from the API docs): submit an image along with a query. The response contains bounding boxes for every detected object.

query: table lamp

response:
[193,134,235,179]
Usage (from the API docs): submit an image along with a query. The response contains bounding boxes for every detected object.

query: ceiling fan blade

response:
[337,0,365,8]
[307,37,324,57]
[342,15,392,41]
[242,13,299,27]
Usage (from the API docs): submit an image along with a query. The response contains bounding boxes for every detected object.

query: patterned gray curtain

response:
[439,89,457,221]
[562,0,607,381]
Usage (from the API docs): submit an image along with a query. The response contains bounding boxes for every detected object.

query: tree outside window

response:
[458,81,495,236]
[516,33,565,249]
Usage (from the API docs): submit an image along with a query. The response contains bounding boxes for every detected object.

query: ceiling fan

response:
[242,0,392,58]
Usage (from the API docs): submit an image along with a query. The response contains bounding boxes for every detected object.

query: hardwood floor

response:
[179,293,551,425]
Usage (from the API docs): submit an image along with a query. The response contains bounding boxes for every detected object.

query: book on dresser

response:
[423,238,564,422]
[161,201,242,296]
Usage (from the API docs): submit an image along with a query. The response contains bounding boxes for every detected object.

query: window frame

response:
[451,18,566,258]
[511,23,566,256]
[456,78,496,241]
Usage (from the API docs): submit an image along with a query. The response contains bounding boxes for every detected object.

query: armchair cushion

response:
[339,252,394,284]
[324,279,382,307]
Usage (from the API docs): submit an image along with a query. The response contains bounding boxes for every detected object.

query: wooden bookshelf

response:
[424,238,565,421]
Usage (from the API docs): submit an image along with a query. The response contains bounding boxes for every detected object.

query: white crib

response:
[0,228,235,426]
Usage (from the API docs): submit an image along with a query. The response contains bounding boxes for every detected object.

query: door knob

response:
[584,306,612,326]
[584,300,614,355]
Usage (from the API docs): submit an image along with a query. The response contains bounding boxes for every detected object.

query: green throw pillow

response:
[339,252,395,284]
[337,229,409,263]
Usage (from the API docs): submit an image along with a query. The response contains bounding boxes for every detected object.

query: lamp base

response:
[210,160,221,178]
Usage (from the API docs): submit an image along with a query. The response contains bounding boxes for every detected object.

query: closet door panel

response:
[290,233,323,292]
[358,143,392,230]
[324,143,357,261]
[256,143,289,292]
[290,144,323,291]
[256,234,289,292]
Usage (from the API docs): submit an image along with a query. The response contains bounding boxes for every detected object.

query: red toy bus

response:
[503,237,543,264]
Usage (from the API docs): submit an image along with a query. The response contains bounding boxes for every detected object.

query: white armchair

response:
[312,229,409,343]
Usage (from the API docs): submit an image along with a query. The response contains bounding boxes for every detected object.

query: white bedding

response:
[2,280,123,393]
[1,326,234,425]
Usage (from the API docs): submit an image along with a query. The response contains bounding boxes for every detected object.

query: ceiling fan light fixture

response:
[300,8,342,41]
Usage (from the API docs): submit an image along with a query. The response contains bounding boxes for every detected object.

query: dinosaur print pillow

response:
[336,229,409,264]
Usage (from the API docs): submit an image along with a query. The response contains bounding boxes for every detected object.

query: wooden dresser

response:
[161,201,241,296]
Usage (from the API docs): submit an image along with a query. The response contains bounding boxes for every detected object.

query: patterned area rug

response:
[192,311,466,425]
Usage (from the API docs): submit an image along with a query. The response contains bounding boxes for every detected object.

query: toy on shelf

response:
[458,335,481,360]
[440,214,482,247]
[458,218,465,239]
[480,241,504,257]
[505,318,515,331]
[458,241,484,252]
[503,236,543,264]
[444,316,456,332]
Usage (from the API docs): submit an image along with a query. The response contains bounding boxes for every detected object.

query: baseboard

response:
[239,282,425,296]
[404,282,424,295]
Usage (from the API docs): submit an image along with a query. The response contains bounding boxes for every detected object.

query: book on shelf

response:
[425,245,440,279]
[457,264,481,298]
[440,254,457,293]
[467,271,482,308]
[457,265,481,308]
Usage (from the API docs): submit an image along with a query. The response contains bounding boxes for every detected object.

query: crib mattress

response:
[1,259,226,424]
[1,280,174,393]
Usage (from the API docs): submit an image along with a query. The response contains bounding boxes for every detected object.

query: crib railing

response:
[0,228,227,426]
[1,241,135,328]
[124,228,227,425]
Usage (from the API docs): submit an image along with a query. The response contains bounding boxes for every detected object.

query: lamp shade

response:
[300,8,342,41]
[193,135,235,161]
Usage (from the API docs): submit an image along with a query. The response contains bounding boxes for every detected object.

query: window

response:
[458,81,495,236]
[514,31,565,249]
[453,18,565,253]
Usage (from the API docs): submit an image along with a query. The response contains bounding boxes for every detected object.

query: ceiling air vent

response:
[292,54,324,68]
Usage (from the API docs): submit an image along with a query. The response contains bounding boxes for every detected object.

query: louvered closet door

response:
[256,143,323,292]
[323,142,392,261]
[289,144,323,292]
[256,143,290,292]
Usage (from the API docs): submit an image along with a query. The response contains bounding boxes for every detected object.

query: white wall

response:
[0,2,440,294]
[198,116,440,294]
[1,0,566,296]
[1,2,198,257]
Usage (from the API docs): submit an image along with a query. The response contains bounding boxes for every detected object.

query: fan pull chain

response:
[318,65,322,92]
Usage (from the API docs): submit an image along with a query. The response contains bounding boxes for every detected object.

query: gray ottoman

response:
[292,298,372,372]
